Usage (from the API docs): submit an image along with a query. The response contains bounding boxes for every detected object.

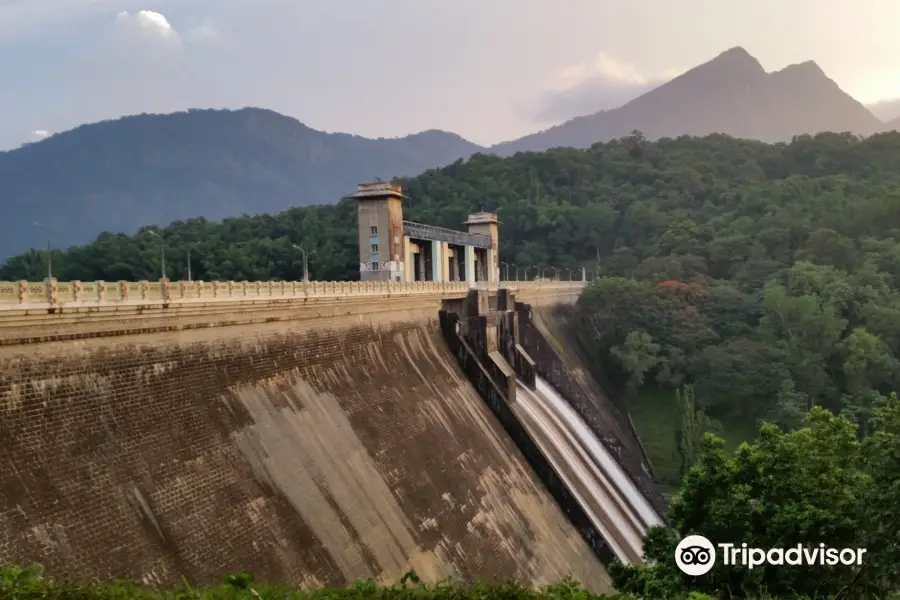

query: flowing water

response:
[512,377,664,564]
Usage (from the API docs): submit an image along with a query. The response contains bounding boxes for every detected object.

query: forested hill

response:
[5,131,900,284]
[0,107,483,260]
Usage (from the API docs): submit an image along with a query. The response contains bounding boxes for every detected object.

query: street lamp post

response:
[187,246,193,282]
[292,245,315,282]
[147,230,166,280]
[33,221,52,280]
[501,261,510,281]
[566,268,573,280]
[550,266,558,280]
[511,263,519,281]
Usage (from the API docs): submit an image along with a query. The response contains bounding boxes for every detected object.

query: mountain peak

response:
[709,46,761,66]
[691,45,766,78]
[774,60,827,78]
[718,46,753,59]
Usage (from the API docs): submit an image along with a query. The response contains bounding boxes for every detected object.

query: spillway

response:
[512,376,664,565]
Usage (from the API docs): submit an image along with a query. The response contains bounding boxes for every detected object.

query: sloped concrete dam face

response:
[0,316,609,590]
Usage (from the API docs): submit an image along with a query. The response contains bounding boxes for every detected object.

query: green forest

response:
[5,131,900,597]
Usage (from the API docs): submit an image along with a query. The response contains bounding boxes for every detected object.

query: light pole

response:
[292,245,316,282]
[550,266,558,280]
[33,221,52,280]
[501,261,510,281]
[186,246,193,281]
[511,263,519,281]
[566,268,573,280]
[523,266,531,280]
[147,230,166,280]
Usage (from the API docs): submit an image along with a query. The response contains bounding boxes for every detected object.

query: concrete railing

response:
[0,278,587,310]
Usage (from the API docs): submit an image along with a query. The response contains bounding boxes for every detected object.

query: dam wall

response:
[0,283,609,590]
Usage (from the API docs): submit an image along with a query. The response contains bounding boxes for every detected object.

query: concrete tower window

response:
[371,244,379,253]
[370,226,378,235]
[372,262,379,270]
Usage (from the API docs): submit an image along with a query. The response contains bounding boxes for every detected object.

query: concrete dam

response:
[0,278,662,591]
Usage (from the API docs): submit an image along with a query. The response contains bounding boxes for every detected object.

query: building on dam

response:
[351,181,499,284]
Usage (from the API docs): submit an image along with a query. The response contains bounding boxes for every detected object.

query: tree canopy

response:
[611,399,900,598]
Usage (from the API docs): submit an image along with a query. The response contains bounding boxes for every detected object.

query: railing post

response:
[46,277,57,306]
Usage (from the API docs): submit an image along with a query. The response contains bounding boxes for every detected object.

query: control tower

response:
[350,182,407,281]
[351,182,497,284]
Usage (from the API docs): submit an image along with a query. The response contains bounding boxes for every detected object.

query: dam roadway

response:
[0,278,659,590]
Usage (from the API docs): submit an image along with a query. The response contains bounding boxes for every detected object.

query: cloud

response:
[115,10,178,39]
[183,20,224,46]
[18,129,51,146]
[112,9,182,53]
[533,52,682,122]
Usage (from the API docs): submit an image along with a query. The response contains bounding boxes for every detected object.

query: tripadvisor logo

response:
[675,535,867,576]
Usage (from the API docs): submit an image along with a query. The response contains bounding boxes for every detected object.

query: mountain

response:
[490,47,883,155]
[887,117,900,132]
[0,47,886,259]
[0,108,484,259]
[868,98,900,123]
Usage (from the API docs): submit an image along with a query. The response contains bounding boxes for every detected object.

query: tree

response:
[612,400,900,598]
[610,331,661,390]
[676,384,721,475]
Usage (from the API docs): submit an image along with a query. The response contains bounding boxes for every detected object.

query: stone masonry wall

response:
[0,310,609,590]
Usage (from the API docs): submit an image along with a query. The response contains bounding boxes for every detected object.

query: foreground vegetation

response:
[0,564,891,600]
[1,567,616,600]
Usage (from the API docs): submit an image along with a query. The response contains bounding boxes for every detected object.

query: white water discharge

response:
[512,376,664,565]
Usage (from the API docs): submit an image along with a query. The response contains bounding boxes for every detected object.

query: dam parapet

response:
[0,278,583,310]
[0,279,583,347]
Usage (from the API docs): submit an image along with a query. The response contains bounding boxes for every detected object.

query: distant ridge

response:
[0,108,484,259]
[868,98,900,123]
[490,47,883,155]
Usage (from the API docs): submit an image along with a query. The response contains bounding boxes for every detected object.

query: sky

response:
[1,0,900,151]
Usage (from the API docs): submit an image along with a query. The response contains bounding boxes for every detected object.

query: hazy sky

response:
[2,0,900,150]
